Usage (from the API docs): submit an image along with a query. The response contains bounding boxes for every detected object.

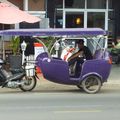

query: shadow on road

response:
[0,85,120,94]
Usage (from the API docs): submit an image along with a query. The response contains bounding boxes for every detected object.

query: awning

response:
[0,2,40,24]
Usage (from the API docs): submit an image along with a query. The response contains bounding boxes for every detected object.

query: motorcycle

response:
[0,59,37,91]
[110,49,120,64]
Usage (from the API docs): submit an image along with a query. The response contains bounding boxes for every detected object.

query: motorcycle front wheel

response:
[19,76,37,92]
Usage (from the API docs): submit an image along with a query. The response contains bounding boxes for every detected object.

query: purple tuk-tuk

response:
[0,28,112,93]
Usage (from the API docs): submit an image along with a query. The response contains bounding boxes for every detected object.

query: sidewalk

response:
[107,64,120,85]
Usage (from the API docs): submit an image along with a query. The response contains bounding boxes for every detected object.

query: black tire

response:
[19,76,37,92]
[81,75,102,94]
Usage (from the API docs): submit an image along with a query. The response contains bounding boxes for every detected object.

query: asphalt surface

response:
[0,92,120,120]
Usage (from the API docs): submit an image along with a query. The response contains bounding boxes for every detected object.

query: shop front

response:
[47,0,115,38]
[54,0,113,31]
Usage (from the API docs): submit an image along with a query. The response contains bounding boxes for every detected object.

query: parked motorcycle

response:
[0,59,37,91]
[110,50,120,64]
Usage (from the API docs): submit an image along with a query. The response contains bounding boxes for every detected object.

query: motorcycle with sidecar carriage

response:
[0,28,112,93]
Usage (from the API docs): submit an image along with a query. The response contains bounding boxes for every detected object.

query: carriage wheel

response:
[81,75,102,94]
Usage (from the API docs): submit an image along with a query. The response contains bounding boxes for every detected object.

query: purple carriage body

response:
[36,50,111,85]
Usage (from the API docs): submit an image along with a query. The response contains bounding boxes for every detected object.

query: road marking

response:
[54,109,102,113]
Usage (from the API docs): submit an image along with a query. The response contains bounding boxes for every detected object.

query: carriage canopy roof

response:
[0,28,106,37]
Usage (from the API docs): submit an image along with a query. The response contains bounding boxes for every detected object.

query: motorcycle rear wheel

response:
[19,76,37,92]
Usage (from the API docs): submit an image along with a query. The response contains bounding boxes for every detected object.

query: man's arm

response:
[67,51,83,62]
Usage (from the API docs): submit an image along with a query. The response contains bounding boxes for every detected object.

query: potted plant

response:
[10,36,20,55]
[9,36,22,71]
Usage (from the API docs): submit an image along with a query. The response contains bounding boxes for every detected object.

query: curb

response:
[106,80,120,85]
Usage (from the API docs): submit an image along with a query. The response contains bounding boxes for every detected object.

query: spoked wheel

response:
[81,75,102,94]
[19,76,37,92]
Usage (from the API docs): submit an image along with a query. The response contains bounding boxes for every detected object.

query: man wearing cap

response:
[68,39,93,77]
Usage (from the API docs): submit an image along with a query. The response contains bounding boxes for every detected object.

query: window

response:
[65,12,84,28]
[0,24,13,30]
[56,10,63,28]
[87,12,105,29]
[55,0,63,8]
[8,0,23,10]
[28,0,45,11]
[87,0,106,9]
[108,0,113,9]
[65,0,85,8]
[108,11,114,34]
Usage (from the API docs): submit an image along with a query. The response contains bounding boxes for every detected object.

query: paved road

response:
[0,91,120,120]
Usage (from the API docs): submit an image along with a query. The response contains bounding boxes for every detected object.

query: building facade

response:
[47,0,120,40]
[0,0,120,40]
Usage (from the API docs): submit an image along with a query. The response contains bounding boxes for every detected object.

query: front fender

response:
[80,72,103,83]
[36,52,49,67]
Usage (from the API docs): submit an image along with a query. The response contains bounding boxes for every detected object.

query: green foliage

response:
[41,36,56,52]
[10,36,20,55]
[36,36,56,52]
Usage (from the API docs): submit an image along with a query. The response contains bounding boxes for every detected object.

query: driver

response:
[67,39,93,77]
